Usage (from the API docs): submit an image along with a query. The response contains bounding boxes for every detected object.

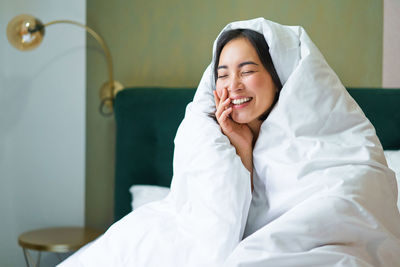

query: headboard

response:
[113,88,400,221]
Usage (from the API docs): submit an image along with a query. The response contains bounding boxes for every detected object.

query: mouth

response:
[231,97,252,107]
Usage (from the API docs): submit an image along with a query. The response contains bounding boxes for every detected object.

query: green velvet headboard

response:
[114,88,400,221]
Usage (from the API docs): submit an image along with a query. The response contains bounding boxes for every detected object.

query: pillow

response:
[384,150,400,208]
[130,185,170,210]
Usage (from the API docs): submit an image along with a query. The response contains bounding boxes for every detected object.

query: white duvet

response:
[58,18,400,267]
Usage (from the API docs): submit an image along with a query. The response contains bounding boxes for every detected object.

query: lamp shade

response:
[7,14,45,51]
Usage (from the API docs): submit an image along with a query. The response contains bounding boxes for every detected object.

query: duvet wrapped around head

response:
[185,17,400,266]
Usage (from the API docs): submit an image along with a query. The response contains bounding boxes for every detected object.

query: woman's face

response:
[216,37,277,126]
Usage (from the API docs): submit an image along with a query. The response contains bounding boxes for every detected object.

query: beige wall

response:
[86,0,383,229]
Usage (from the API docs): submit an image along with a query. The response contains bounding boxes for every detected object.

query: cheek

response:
[246,75,266,89]
[246,75,277,110]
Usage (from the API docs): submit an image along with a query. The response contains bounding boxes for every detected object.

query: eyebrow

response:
[217,61,259,70]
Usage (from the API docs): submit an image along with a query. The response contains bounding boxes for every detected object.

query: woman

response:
[213,29,282,189]
[59,18,400,267]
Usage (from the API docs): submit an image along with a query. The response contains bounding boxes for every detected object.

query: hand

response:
[214,88,254,176]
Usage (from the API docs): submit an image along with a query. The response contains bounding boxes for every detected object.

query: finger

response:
[215,103,223,119]
[221,107,232,120]
[219,107,233,128]
[221,87,227,102]
[213,90,220,107]
[215,102,228,123]
[216,88,222,98]
[222,97,231,108]
[216,97,230,116]
[215,93,227,119]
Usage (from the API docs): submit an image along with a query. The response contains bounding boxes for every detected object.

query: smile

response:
[231,97,252,105]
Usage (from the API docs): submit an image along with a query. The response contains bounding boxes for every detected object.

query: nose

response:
[226,74,243,93]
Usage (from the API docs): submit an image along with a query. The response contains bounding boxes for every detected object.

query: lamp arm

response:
[44,20,115,93]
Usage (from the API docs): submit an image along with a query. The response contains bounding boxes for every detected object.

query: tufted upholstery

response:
[114,88,195,221]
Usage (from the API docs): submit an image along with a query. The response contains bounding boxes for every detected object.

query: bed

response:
[113,87,400,222]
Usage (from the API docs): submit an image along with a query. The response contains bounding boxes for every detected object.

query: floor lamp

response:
[6,14,123,116]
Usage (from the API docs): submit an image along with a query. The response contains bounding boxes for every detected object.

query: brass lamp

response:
[6,14,123,116]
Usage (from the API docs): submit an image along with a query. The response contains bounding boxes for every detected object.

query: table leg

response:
[22,248,41,267]
[22,248,30,267]
[36,251,41,267]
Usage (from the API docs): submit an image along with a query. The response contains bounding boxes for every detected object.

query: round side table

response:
[18,226,102,267]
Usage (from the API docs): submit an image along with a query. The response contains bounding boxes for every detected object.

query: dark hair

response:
[213,29,282,121]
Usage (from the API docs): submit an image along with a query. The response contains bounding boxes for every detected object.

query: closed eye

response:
[242,70,256,76]
[217,74,228,79]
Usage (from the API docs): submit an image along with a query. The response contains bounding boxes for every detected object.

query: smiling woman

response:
[216,38,277,132]
[214,29,282,120]
[213,30,282,180]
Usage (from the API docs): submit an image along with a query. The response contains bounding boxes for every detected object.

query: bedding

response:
[58,18,400,267]
[385,150,400,207]
[127,152,400,212]
[129,185,170,210]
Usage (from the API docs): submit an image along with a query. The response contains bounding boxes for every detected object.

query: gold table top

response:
[18,227,102,253]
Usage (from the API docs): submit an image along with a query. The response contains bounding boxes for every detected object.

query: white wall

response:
[383,0,400,87]
[0,1,86,266]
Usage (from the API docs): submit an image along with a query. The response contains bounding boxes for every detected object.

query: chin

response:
[231,114,251,125]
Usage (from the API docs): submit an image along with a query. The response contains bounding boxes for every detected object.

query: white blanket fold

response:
[58,18,400,267]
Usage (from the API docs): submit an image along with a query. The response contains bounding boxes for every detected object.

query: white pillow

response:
[384,150,400,208]
[130,185,170,210]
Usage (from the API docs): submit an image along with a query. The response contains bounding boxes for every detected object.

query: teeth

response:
[232,97,251,105]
